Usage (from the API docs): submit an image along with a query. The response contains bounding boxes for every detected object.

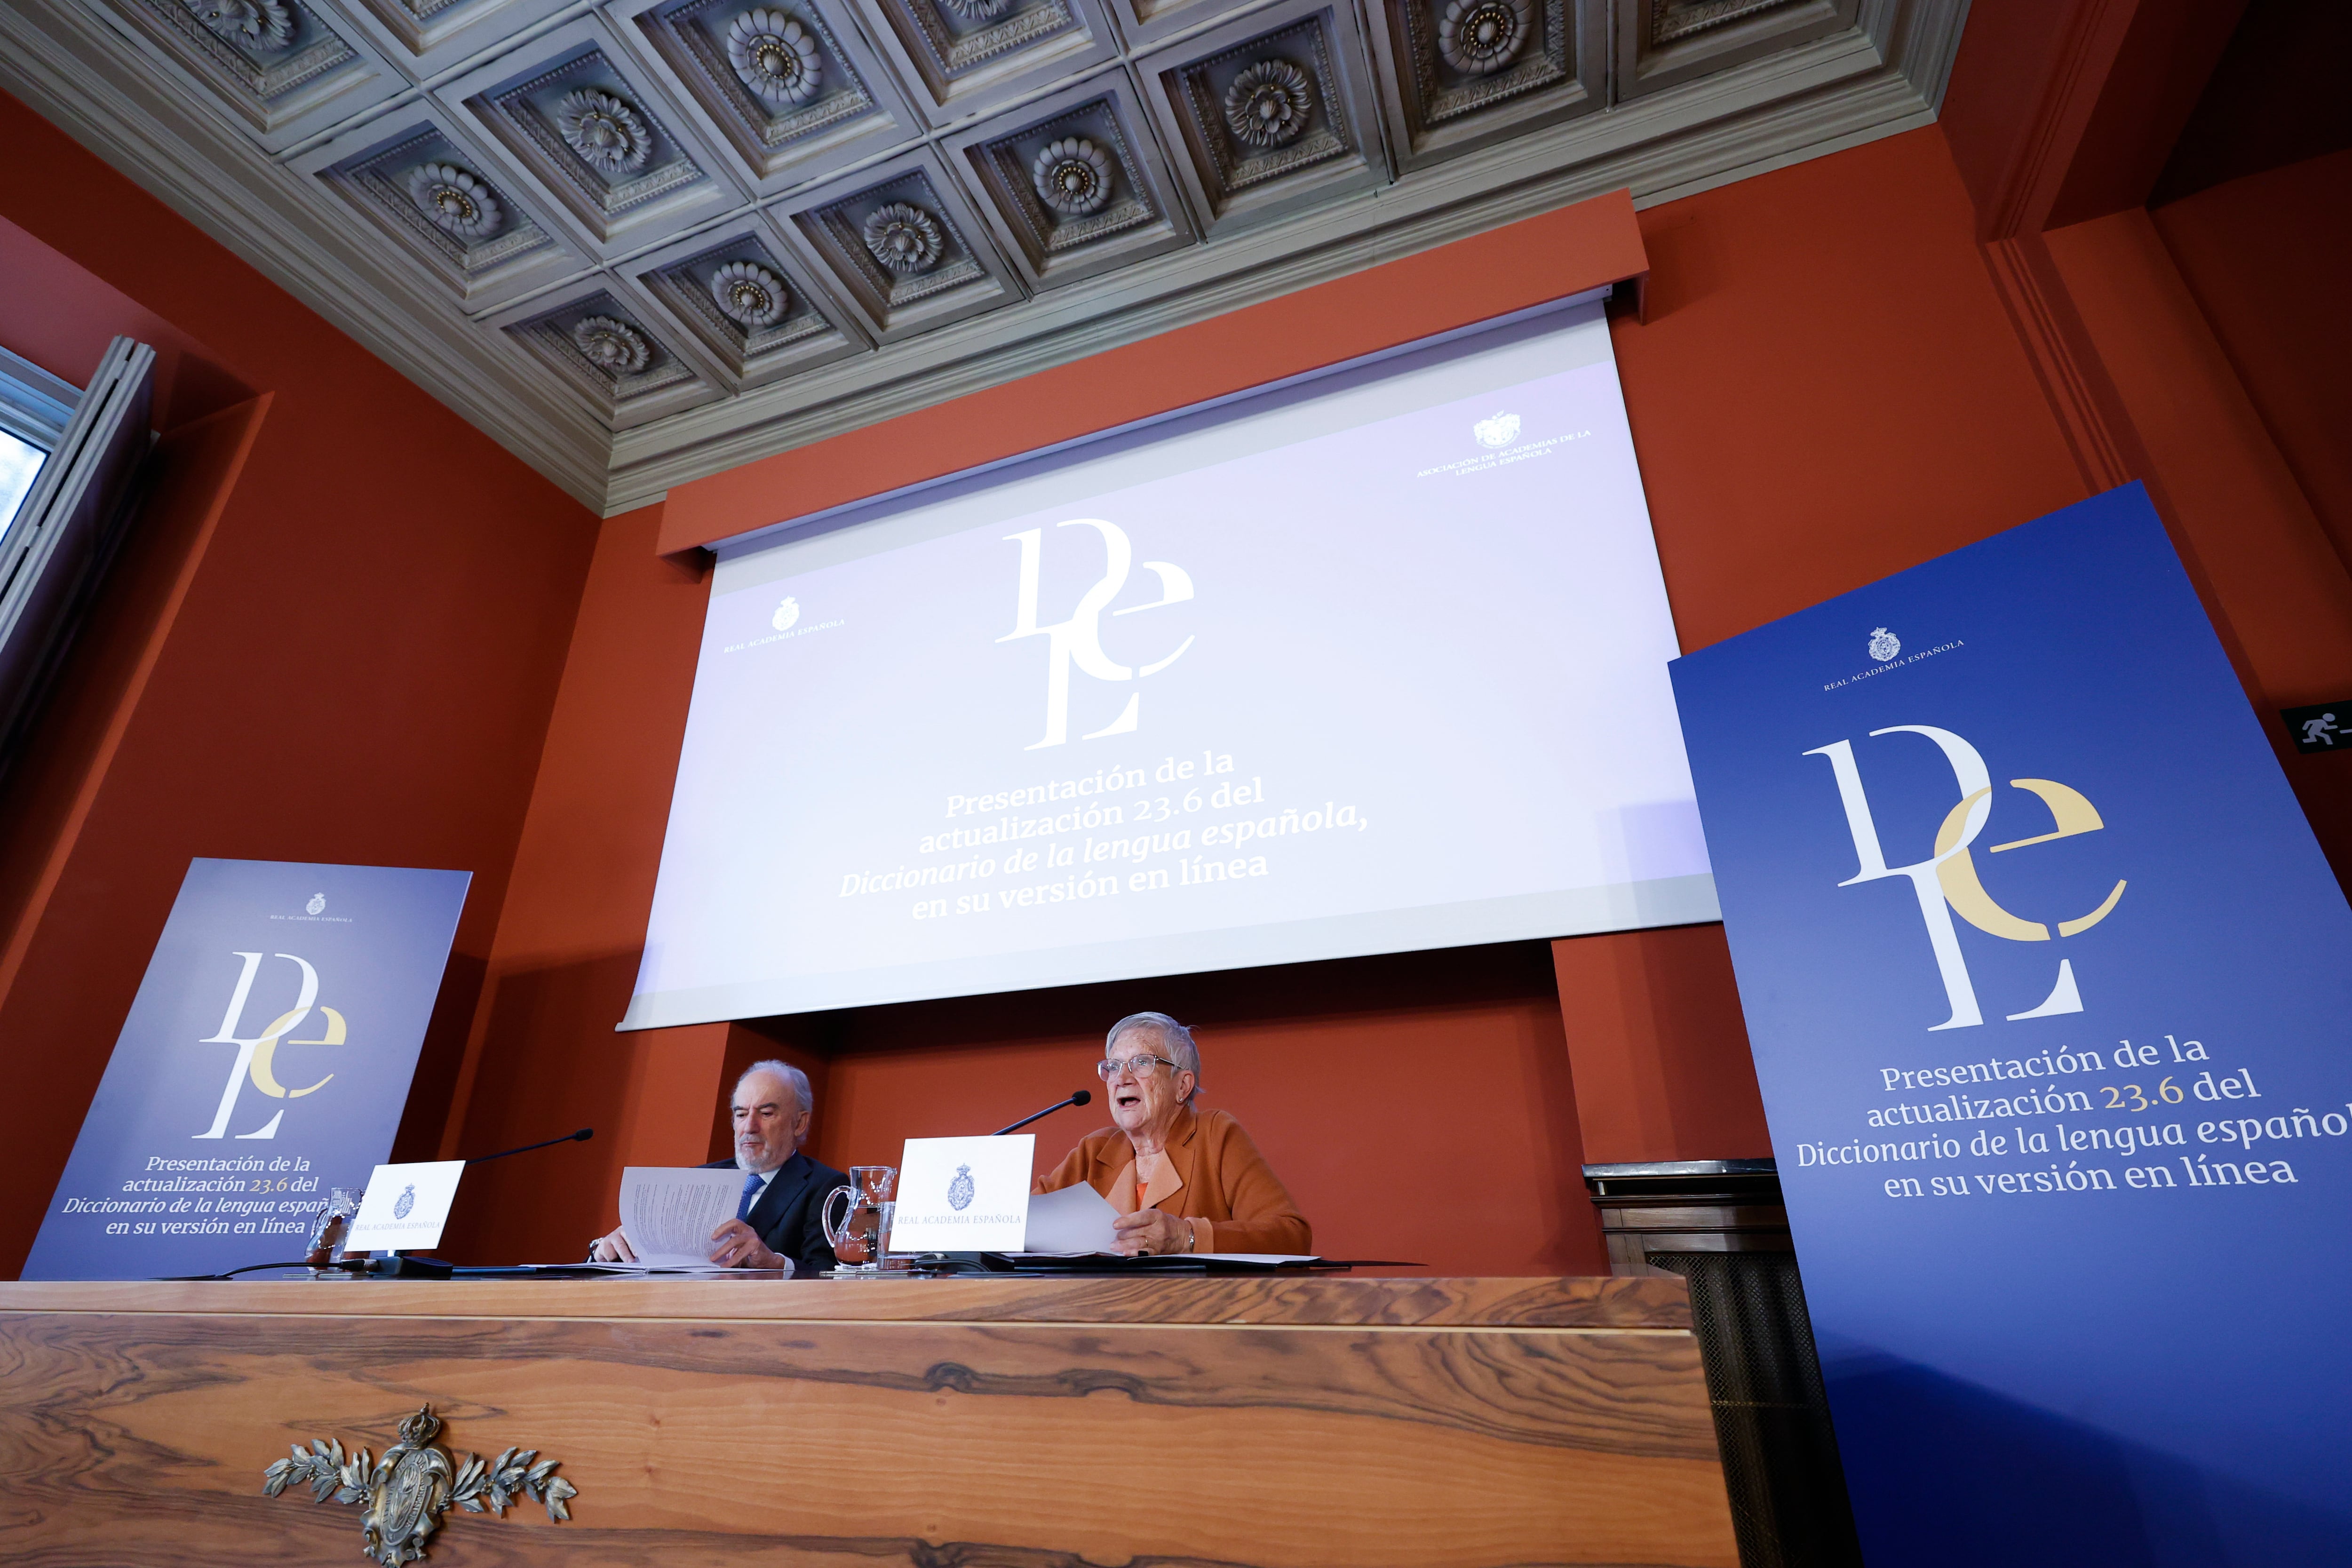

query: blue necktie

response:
[737,1170,763,1221]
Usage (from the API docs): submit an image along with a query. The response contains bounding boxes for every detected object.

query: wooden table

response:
[0,1274,1739,1567]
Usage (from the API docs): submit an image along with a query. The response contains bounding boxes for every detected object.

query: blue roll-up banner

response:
[1670,484,2352,1563]
[22,859,470,1281]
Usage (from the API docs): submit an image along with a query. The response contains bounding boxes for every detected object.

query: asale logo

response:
[1808,725,2127,1031]
[1473,412,1521,449]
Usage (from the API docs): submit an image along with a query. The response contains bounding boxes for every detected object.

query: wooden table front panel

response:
[0,1277,1739,1568]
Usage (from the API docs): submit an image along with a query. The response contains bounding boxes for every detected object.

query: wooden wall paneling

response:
[0,1276,1736,1568]
[0,1273,1693,1326]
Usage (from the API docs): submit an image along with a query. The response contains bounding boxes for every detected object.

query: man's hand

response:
[590,1226,636,1263]
[1112,1208,1190,1257]
[708,1218,786,1270]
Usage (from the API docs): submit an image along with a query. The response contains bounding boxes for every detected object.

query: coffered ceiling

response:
[0,0,1966,516]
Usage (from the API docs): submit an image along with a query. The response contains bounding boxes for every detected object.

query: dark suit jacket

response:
[700,1151,846,1278]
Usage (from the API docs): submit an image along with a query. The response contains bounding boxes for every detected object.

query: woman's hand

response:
[1112,1208,1191,1256]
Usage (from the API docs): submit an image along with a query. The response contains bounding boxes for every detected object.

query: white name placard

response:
[346,1160,465,1252]
[890,1134,1033,1253]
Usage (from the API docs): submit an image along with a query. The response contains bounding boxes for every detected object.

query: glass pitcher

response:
[304,1186,363,1274]
[821,1165,897,1273]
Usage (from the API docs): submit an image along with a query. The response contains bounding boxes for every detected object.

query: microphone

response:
[377,1129,592,1277]
[162,1130,598,1281]
[992,1090,1090,1137]
[466,1128,593,1165]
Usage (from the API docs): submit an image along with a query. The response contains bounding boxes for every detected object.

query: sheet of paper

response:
[616,1166,745,1267]
[346,1161,465,1252]
[1197,1254,1322,1264]
[1023,1180,1120,1253]
[892,1134,1033,1252]
[578,1260,746,1274]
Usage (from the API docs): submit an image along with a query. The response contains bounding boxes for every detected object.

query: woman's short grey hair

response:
[738,1059,813,1147]
[1107,1012,1200,1102]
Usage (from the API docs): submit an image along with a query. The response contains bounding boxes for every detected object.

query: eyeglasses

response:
[1097,1054,1182,1081]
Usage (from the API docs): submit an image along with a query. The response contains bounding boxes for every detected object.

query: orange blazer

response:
[1036,1104,1312,1255]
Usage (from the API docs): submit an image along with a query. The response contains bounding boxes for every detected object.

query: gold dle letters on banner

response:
[261,1404,577,1564]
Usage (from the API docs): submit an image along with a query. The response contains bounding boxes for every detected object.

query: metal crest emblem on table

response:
[262,1404,577,1565]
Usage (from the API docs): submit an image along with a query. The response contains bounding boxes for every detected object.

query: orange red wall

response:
[449,119,2352,1274]
[6,64,2349,1278]
[446,123,2111,1273]
[2150,148,2352,575]
[0,92,599,1279]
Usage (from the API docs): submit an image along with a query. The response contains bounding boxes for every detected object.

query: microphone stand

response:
[993,1091,1090,1136]
[467,1127,594,1164]
[169,1130,600,1281]
[365,1129,598,1277]
[885,1092,1097,1277]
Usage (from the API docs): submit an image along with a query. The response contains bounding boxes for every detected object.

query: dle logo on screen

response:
[1807,724,2129,1031]
[192,950,350,1140]
[998,518,1194,750]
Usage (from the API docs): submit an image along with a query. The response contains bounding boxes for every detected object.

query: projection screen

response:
[623,296,1714,1027]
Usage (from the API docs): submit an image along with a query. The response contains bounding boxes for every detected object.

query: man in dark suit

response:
[591,1059,845,1276]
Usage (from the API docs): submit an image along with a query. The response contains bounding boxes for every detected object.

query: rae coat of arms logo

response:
[393,1183,416,1220]
[306,892,326,915]
[947,1163,975,1211]
[1867,627,1901,663]
[772,597,800,632]
[1473,411,1521,449]
[262,1405,576,1566]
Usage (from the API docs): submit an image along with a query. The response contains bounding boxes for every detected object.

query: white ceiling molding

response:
[1364,0,1608,176]
[435,12,754,254]
[608,0,927,196]
[942,71,1196,291]
[89,0,409,151]
[286,97,597,312]
[619,211,876,389]
[1138,0,1389,239]
[481,268,732,425]
[771,142,1026,338]
[0,0,1963,517]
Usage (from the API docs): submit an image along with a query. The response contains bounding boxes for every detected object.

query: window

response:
[0,345,70,533]
[0,432,44,531]
[0,337,155,763]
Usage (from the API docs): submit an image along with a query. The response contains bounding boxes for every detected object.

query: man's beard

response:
[735,1140,786,1174]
